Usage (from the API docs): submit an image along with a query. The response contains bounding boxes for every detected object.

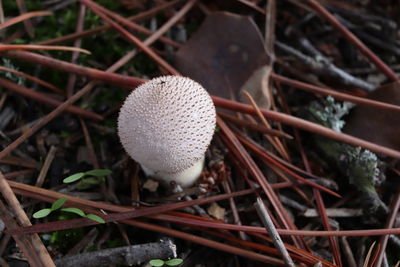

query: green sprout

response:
[63,169,112,183]
[33,197,105,224]
[32,169,112,224]
[149,258,183,267]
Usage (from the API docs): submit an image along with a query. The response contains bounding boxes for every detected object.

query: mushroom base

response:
[141,157,204,188]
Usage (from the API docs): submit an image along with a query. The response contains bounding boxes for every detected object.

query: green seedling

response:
[149,258,183,267]
[63,169,112,183]
[33,197,67,219]
[33,198,105,224]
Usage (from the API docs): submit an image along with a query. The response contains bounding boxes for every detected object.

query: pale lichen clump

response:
[303,97,387,214]
[118,76,216,187]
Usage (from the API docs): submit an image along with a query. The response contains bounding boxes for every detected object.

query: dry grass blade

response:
[242,90,290,160]
[362,241,376,267]
[0,44,91,54]
[0,10,52,30]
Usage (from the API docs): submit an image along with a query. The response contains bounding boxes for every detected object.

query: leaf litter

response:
[0,1,400,266]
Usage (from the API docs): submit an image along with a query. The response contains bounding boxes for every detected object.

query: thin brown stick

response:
[0,65,64,95]
[8,179,400,238]
[3,169,35,179]
[0,81,98,160]
[80,0,180,75]
[0,173,55,266]
[37,0,183,47]
[255,198,295,267]
[217,117,306,249]
[212,96,400,159]
[271,73,400,113]
[0,77,102,120]
[236,0,266,14]
[242,90,290,160]
[305,0,398,81]
[34,146,57,188]
[3,50,146,87]
[79,0,180,48]
[373,190,400,266]
[218,112,293,139]
[5,50,397,160]
[0,156,38,169]
[6,182,286,265]
[0,199,43,266]
[79,119,99,168]
[16,0,34,37]
[0,0,196,161]
[236,134,341,198]
[66,3,86,98]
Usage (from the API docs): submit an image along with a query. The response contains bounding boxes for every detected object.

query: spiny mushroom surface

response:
[118,76,216,187]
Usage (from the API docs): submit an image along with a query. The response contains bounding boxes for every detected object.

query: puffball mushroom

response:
[118,76,216,188]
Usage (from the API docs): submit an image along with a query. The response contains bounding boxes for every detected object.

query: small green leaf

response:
[77,177,102,190]
[85,214,105,224]
[165,259,183,266]
[84,169,112,177]
[63,172,85,183]
[149,259,165,267]
[33,208,52,218]
[61,208,85,217]
[51,197,67,211]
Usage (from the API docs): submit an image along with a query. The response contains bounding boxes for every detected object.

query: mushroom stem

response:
[141,157,204,188]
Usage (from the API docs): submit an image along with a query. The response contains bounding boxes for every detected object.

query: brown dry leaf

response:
[239,65,272,109]
[207,202,226,220]
[343,81,400,150]
[142,179,159,192]
[174,12,268,99]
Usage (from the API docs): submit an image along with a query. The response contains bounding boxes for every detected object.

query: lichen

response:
[302,97,387,214]
[0,59,26,85]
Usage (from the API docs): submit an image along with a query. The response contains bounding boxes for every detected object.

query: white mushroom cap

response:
[118,76,216,187]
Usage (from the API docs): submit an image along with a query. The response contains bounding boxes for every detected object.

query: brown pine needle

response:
[0,11,52,31]
[0,65,64,95]
[0,44,91,54]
